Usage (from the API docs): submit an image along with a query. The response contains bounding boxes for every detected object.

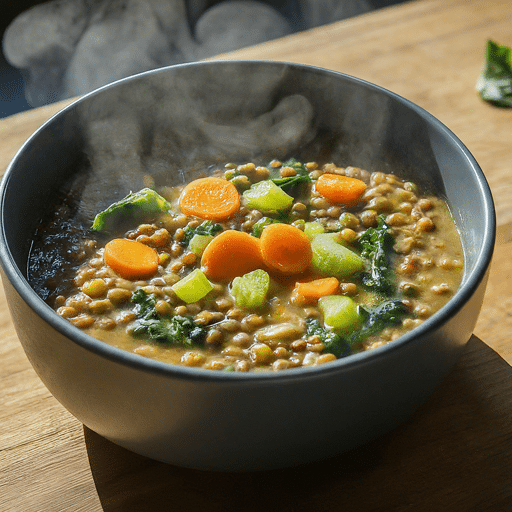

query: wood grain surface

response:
[1,0,512,510]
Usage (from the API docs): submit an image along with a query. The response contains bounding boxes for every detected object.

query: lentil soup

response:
[29,160,464,372]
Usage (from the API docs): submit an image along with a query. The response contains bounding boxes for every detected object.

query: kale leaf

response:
[353,300,408,344]
[476,39,512,108]
[271,158,311,191]
[308,299,409,358]
[130,289,207,346]
[306,318,352,358]
[181,220,223,247]
[358,215,395,295]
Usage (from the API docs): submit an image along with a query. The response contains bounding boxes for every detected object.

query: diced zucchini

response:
[242,180,293,214]
[304,221,325,240]
[230,269,270,309]
[318,295,362,334]
[171,269,213,303]
[189,234,214,257]
[311,232,364,278]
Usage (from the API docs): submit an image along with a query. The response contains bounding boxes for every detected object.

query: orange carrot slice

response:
[200,230,263,282]
[260,223,312,275]
[104,238,159,280]
[292,277,340,306]
[315,174,367,204]
[179,177,240,220]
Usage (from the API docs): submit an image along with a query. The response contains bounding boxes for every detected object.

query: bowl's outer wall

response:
[1,268,488,471]
[0,61,495,470]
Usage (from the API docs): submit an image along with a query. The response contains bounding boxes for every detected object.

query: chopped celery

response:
[304,221,325,240]
[171,269,213,303]
[230,269,270,309]
[318,295,362,334]
[308,299,408,356]
[91,188,171,233]
[189,234,214,257]
[242,180,293,214]
[311,233,364,278]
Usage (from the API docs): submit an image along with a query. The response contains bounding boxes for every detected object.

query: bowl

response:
[0,61,495,471]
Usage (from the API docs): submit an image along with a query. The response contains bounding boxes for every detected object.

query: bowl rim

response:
[0,59,496,383]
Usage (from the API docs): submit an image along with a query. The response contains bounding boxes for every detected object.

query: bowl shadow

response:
[83,335,512,512]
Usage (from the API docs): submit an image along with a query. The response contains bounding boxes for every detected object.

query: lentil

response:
[107,288,132,304]
[250,343,274,364]
[57,306,78,318]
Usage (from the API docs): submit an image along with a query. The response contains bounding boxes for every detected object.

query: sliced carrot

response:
[179,177,240,221]
[292,277,340,306]
[104,238,159,280]
[260,223,312,275]
[200,230,263,282]
[315,174,367,205]
[267,268,317,289]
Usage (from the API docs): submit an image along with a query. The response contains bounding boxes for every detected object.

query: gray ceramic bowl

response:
[0,61,495,471]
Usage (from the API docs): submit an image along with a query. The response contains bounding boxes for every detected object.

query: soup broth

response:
[29,160,464,372]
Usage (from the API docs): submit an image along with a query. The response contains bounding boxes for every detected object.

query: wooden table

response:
[1,0,512,509]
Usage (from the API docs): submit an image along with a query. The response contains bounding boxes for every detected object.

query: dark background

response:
[0,0,405,119]
[0,0,40,117]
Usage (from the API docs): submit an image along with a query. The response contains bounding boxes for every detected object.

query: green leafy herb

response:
[272,174,311,190]
[130,289,207,346]
[281,158,307,174]
[354,300,408,343]
[271,158,311,191]
[251,217,281,237]
[181,220,223,247]
[306,317,352,358]
[91,188,171,233]
[308,299,409,357]
[358,216,394,295]
[476,39,512,108]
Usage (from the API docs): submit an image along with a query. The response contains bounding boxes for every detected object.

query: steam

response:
[199,95,315,154]
[71,54,442,220]
[73,63,317,217]
[3,0,373,108]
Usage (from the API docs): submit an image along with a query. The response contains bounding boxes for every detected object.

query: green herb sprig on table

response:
[476,39,512,108]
